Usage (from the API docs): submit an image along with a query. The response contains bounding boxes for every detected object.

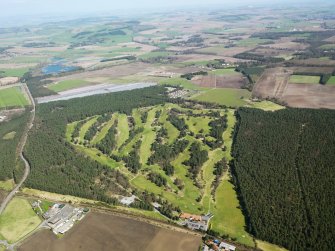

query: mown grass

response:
[78,116,99,141]
[191,88,251,107]
[0,87,29,108]
[116,114,129,148]
[289,75,320,84]
[92,115,116,145]
[47,79,90,92]
[0,197,41,243]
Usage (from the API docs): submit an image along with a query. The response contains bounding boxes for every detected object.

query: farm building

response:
[219,242,236,251]
[180,212,213,231]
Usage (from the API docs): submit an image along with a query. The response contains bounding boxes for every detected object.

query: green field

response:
[138,51,171,60]
[0,86,29,108]
[159,77,206,90]
[211,68,239,76]
[289,75,320,84]
[0,68,29,78]
[0,197,41,243]
[47,79,90,92]
[191,88,251,107]
[327,76,335,85]
[235,38,272,47]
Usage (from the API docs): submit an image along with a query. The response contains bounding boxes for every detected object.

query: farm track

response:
[0,84,35,215]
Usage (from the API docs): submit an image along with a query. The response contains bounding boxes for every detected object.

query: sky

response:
[0,0,331,26]
[0,0,315,16]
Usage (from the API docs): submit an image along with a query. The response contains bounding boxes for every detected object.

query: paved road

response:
[0,84,35,215]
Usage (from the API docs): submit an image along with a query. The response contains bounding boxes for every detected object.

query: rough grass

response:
[247,101,285,111]
[2,131,16,140]
[0,197,41,243]
[47,79,90,92]
[327,76,335,85]
[0,179,14,191]
[289,75,320,84]
[0,87,29,108]
[256,240,289,251]
[191,88,251,107]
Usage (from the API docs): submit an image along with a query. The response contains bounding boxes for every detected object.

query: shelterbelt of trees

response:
[0,111,30,182]
[24,86,168,203]
[232,108,335,251]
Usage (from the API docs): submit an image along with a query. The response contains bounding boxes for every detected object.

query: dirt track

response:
[18,212,201,251]
[0,190,7,204]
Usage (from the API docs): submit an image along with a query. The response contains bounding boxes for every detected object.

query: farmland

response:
[47,79,90,92]
[0,86,29,108]
[0,197,41,243]
[18,212,202,251]
[191,88,251,107]
[289,75,320,84]
[0,2,334,251]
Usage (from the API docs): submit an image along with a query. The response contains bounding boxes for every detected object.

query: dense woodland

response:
[24,86,168,202]
[232,108,335,251]
[0,111,29,182]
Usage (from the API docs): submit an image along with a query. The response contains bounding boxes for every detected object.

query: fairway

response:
[0,86,29,108]
[289,75,320,84]
[191,88,251,107]
[47,79,90,92]
[0,197,41,243]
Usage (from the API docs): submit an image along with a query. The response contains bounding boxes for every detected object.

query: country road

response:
[0,84,35,215]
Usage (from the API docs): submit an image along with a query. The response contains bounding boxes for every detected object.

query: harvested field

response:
[18,212,201,251]
[281,84,335,109]
[288,66,334,75]
[252,67,291,99]
[253,67,335,109]
[193,74,246,88]
[50,62,151,83]
[0,77,19,86]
